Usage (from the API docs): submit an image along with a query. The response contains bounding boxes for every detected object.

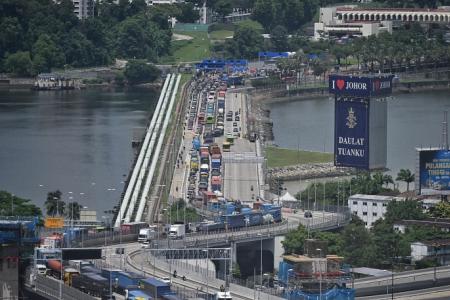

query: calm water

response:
[0,88,157,214]
[269,90,450,186]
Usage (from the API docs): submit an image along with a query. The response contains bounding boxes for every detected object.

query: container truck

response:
[126,289,153,300]
[211,176,222,191]
[200,153,210,164]
[168,224,185,239]
[140,277,172,299]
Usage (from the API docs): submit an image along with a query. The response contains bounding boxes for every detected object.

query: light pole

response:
[203,249,209,297]
[287,269,293,300]
[257,233,263,300]
[316,248,323,300]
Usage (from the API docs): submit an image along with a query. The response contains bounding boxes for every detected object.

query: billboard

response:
[334,98,370,169]
[44,217,64,229]
[62,248,102,260]
[329,75,394,97]
[419,149,450,195]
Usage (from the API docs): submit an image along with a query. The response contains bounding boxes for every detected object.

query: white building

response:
[314,6,392,40]
[72,0,95,19]
[411,240,450,265]
[348,194,401,228]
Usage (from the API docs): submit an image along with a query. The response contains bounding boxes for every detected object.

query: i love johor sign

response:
[329,74,394,97]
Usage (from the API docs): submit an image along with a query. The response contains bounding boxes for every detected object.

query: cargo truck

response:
[168,224,185,239]
[138,226,157,243]
[211,176,222,191]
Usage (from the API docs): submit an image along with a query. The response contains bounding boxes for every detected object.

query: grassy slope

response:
[266,146,333,168]
[161,31,211,64]
[209,30,234,40]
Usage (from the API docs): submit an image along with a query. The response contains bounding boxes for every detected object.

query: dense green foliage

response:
[224,20,264,58]
[124,60,161,85]
[167,199,200,223]
[283,199,449,268]
[0,190,42,217]
[295,172,398,207]
[0,0,173,75]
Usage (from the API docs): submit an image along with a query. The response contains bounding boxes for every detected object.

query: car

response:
[211,169,221,176]
[141,242,151,249]
[235,116,240,121]
[304,211,313,218]
[233,127,239,133]
[160,277,172,286]
[226,117,233,121]
[233,122,237,127]
[198,182,208,190]
[235,111,239,116]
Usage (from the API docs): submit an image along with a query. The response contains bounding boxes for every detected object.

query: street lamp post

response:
[203,249,209,297]
[317,248,323,300]
[257,233,263,300]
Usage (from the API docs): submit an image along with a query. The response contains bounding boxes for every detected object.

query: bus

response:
[222,141,231,152]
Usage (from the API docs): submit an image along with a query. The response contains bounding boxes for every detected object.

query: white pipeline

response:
[114,74,171,228]
[124,74,176,223]
[135,74,182,222]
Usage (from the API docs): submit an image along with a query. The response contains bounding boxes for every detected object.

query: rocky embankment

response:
[269,162,357,180]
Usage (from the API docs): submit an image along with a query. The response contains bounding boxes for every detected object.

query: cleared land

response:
[266,146,333,168]
[209,30,234,40]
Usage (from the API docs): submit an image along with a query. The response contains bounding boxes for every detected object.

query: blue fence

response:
[285,288,355,300]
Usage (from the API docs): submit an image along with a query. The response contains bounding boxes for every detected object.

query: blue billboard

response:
[419,150,450,195]
[334,98,369,169]
[329,75,394,97]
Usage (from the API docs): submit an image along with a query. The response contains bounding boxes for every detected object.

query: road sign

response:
[44,217,64,228]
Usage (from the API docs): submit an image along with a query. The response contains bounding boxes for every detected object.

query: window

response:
[353,201,358,205]
[363,212,368,216]
[364,222,368,226]
[353,211,357,215]
[373,212,378,217]
[362,202,367,206]
[382,203,387,207]
[373,202,377,206]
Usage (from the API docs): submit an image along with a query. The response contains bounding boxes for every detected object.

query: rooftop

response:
[337,7,450,13]
[348,194,396,201]
[352,267,392,277]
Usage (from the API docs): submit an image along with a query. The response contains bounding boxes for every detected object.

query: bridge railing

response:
[32,274,96,300]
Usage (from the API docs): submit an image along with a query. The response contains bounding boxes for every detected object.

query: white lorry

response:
[138,226,157,243]
[168,224,185,239]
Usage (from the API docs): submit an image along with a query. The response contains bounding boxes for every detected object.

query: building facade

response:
[348,194,402,228]
[72,0,95,19]
[315,6,450,40]
[411,239,450,265]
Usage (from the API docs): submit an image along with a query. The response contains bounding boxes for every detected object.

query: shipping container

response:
[126,289,153,300]
[140,278,172,298]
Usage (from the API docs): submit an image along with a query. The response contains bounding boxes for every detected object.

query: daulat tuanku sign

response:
[334,98,370,169]
[330,74,392,170]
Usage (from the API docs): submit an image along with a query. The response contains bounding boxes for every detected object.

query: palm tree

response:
[45,190,65,216]
[383,174,394,189]
[66,202,82,220]
[396,169,415,192]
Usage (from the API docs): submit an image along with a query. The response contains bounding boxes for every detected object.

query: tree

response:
[383,199,425,223]
[270,25,289,52]
[167,199,200,223]
[225,21,264,58]
[45,190,65,216]
[176,3,200,23]
[396,169,415,192]
[430,201,450,218]
[124,61,161,85]
[0,190,42,217]
[252,0,273,29]
[341,223,379,267]
[5,51,33,76]
[66,202,82,220]
[32,34,65,73]
[282,224,308,254]
[213,0,233,22]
